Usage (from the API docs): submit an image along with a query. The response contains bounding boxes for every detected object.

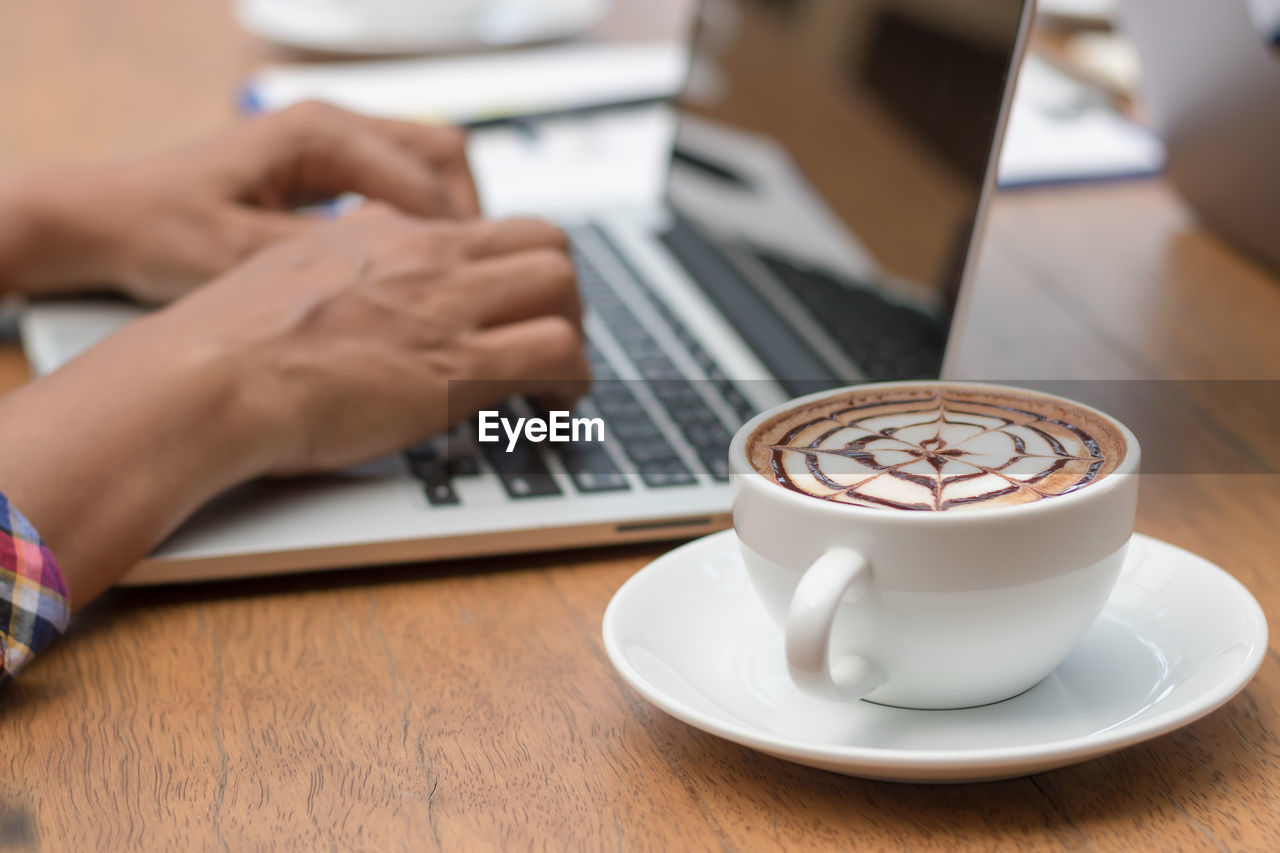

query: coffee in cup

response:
[747,383,1127,512]
[730,382,1140,709]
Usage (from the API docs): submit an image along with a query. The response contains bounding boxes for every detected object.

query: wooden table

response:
[2,2,1278,850]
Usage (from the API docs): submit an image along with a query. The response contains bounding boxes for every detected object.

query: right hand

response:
[0,204,588,606]
[160,203,591,476]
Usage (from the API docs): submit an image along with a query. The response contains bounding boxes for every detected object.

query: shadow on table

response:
[63,536,676,638]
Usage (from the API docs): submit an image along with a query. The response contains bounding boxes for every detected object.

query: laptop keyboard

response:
[658,217,943,390]
[754,253,943,381]
[573,237,752,484]
[405,226,753,503]
[405,219,945,504]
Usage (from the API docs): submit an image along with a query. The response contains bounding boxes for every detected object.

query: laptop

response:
[19,0,1034,583]
[1121,0,1280,274]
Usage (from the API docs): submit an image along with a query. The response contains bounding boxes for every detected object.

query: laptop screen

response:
[651,0,1029,387]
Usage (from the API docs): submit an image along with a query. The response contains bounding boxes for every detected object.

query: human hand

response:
[0,205,586,606]
[0,101,479,302]
[162,203,589,475]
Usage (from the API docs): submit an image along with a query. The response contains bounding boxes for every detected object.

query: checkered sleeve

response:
[0,490,70,687]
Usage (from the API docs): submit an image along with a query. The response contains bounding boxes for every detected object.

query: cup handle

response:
[785,547,883,701]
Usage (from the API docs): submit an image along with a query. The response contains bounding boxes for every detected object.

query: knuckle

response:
[535,248,576,284]
[352,200,400,222]
[432,125,468,155]
[278,101,358,151]
[542,315,585,356]
[414,219,470,257]
[459,218,497,251]
[539,222,570,251]
[284,99,341,126]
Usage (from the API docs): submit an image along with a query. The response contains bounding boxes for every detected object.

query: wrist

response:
[0,169,125,297]
[0,176,41,294]
[103,309,285,491]
[0,314,276,606]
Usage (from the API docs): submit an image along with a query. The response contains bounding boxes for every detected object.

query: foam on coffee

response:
[747,385,1126,511]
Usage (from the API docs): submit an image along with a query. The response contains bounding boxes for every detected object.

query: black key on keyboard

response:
[421,478,461,505]
[476,407,561,499]
[684,422,732,451]
[626,438,681,464]
[591,387,656,437]
[586,348,619,381]
[698,448,731,481]
[721,385,755,422]
[591,385,683,470]
[554,443,630,493]
[600,411,656,440]
[404,441,460,506]
[640,459,697,488]
[650,379,705,410]
[447,454,481,477]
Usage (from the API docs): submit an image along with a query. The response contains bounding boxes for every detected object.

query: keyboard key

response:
[447,454,481,477]
[668,406,722,430]
[478,407,562,499]
[422,479,461,505]
[592,388,645,412]
[651,381,704,409]
[698,448,731,481]
[685,422,732,450]
[625,438,680,464]
[711,384,753,420]
[590,392,654,435]
[640,459,696,488]
[555,445,630,493]
[482,449,562,498]
[405,445,461,506]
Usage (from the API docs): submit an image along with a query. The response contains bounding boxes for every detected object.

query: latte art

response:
[747,386,1125,511]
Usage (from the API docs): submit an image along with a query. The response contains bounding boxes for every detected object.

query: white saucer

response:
[603,530,1267,782]
[235,0,607,55]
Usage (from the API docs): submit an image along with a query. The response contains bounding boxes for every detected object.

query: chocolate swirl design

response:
[752,390,1121,511]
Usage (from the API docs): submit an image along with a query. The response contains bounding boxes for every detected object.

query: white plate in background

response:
[235,0,609,54]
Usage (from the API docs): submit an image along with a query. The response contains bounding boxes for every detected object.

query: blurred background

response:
[1,0,1276,391]
[0,0,1160,175]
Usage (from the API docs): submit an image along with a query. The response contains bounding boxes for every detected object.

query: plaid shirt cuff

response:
[0,491,69,687]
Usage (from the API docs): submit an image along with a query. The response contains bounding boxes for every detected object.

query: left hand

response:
[0,101,480,302]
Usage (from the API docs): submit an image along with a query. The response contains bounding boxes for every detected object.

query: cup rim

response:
[730,380,1140,523]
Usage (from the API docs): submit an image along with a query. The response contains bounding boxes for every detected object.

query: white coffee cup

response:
[729,381,1140,710]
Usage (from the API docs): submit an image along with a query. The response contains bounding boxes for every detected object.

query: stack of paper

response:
[244,45,1165,197]
[997,54,1164,188]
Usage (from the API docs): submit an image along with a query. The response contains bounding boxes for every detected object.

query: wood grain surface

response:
[2,2,1278,851]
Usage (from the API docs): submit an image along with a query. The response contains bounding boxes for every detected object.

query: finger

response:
[461,218,569,259]
[450,249,581,331]
[438,157,482,219]
[260,103,456,217]
[241,209,321,247]
[369,120,482,217]
[196,210,322,283]
[454,315,591,416]
[368,118,469,161]
[311,127,455,218]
